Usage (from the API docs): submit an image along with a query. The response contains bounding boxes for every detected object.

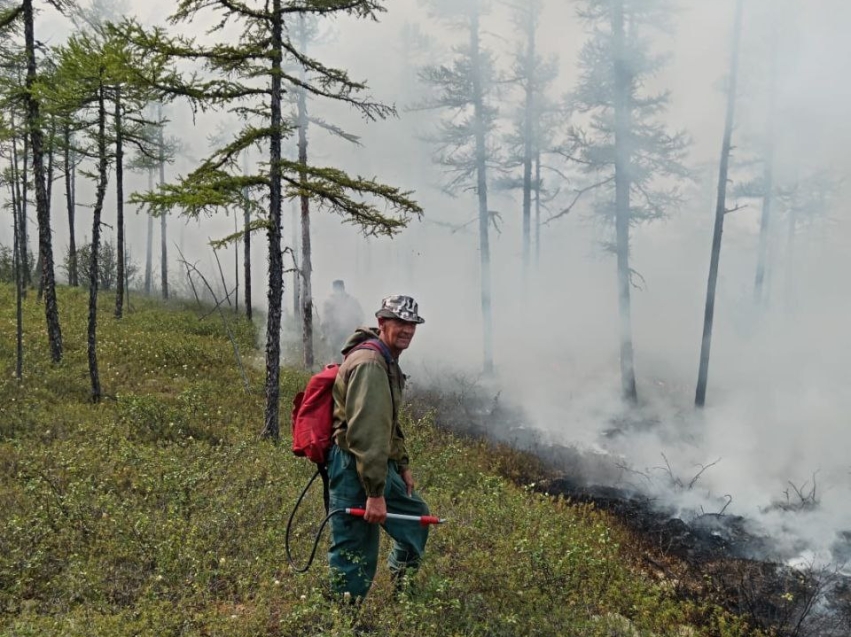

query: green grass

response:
[0,284,765,636]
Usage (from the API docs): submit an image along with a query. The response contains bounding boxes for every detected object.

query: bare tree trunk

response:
[261,0,285,440]
[14,213,24,380]
[534,150,542,268]
[24,0,62,363]
[64,123,78,287]
[784,191,797,311]
[521,4,536,279]
[10,161,24,380]
[612,0,637,402]
[158,103,169,300]
[297,16,314,370]
[21,121,30,289]
[46,114,55,212]
[234,214,239,314]
[89,83,110,403]
[38,113,56,303]
[291,201,301,322]
[115,88,126,318]
[754,155,774,305]
[10,116,28,297]
[299,132,314,369]
[144,167,153,294]
[243,149,252,320]
[695,0,744,408]
[470,8,494,375]
[754,12,777,306]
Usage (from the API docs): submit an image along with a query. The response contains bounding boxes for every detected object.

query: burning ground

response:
[408,372,851,637]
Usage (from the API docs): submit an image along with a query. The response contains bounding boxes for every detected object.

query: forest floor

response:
[1,283,833,636]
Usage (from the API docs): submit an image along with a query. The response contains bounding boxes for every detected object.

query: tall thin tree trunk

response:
[695,0,744,408]
[21,119,30,289]
[46,114,55,213]
[115,88,126,318]
[754,158,774,305]
[261,0,285,440]
[64,124,78,287]
[38,113,56,302]
[612,0,636,402]
[9,162,24,380]
[291,201,301,322]
[521,5,536,278]
[24,0,62,363]
[243,149,252,320]
[125,244,131,310]
[299,120,313,369]
[297,16,314,370]
[783,181,799,311]
[534,150,542,268]
[10,117,27,297]
[234,214,239,314]
[14,205,24,380]
[158,103,169,300]
[470,8,494,375]
[754,11,777,306]
[144,167,153,293]
[89,82,109,403]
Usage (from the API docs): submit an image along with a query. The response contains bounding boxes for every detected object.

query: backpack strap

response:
[346,338,397,420]
[349,338,393,368]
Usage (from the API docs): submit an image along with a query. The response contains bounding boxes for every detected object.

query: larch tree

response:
[126,104,176,298]
[752,6,778,306]
[295,14,315,368]
[775,170,840,309]
[75,0,158,318]
[109,52,164,318]
[0,108,25,378]
[561,0,689,402]
[12,168,23,379]
[418,0,499,375]
[121,0,421,440]
[695,0,745,408]
[0,0,69,363]
[0,45,33,290]
[496,0,562,276]
[289,14,362,368]
[44,26,170,402]
[60,120,83,286]
[0,49,32,287]
[242,147,252,320]
[48,32,114,402]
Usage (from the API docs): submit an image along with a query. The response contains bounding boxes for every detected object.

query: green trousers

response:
[327,444,430,600]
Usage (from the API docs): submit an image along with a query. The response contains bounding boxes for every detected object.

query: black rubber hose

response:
[286,469,346,573]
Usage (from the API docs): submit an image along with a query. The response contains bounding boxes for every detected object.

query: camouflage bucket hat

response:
[375,295,425,324]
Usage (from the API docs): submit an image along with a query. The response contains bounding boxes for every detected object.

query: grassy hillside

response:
[0,284,763,636]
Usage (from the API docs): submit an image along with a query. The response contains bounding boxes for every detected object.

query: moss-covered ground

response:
[0,284,765,636]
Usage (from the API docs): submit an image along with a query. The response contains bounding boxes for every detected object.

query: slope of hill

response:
[0,285,761,636]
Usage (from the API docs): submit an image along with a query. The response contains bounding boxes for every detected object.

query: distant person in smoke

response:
[328,295,429,602]
[321,280,365,361]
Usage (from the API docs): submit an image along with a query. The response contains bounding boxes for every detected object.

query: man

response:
[322,280,365,361]
[327,295,428,601]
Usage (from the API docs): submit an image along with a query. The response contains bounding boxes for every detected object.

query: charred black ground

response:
[408,379,851,637]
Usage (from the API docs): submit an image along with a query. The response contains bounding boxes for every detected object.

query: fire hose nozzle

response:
[345,507,446,526]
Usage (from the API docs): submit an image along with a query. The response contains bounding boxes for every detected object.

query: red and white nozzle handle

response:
[345,507,446,526]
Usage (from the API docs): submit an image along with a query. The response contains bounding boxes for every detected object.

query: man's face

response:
[380,317,417,352]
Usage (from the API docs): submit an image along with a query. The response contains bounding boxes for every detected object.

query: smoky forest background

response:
[3,0,851,625]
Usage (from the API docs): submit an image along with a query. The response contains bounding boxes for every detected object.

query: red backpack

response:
[291,339,392,465]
